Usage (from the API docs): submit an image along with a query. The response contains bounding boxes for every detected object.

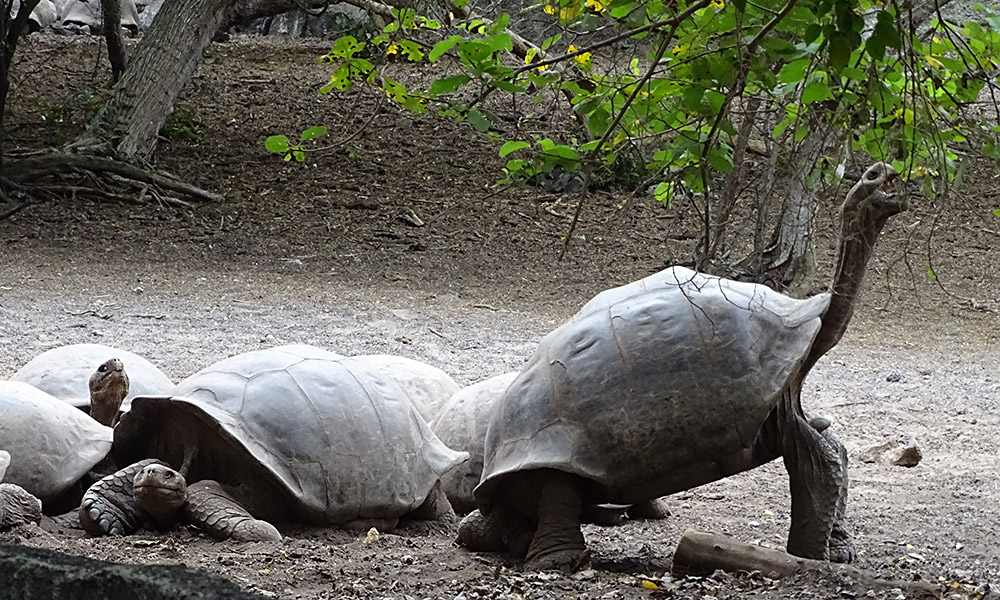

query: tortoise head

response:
[841,162,907,224]
[133,463,188,527]
[88,358,130,427]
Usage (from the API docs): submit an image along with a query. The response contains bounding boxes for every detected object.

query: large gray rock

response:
[0,545,265,599]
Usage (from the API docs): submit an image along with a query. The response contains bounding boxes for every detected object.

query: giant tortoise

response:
[60,0,140,33]
[81,344,468,540]
[14,343,172,417]
[0,380,114,511]
[459,162,904,571]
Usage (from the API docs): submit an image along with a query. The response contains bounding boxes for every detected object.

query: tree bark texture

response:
[101,0,126,82]
[1,0,40,173]
[671,530,940,599]
[751,115,834,297]
[76,0,238,160]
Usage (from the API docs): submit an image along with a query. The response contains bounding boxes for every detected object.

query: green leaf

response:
[429,36,463,62]
[299,126,328,142]
[654,181,674,206]
[801,81,832,104]
[587,107,610,137]
[545,144,580,162]
[292,150,306,162]
[499,141,531,157]
[467,107,491,132]
[827,33,851,72]
[927,265,936,280]
[429,74,472,96]
[265,135,290,154]
[778,58,811,84]
[541,33,562,51]
[487,13,510,35]
[610,2,632,18]
[994,208,1000,218]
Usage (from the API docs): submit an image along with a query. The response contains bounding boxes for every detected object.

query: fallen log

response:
[671,529,941,599]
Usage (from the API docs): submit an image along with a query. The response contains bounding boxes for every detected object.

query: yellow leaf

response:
[586,0,605,12]
[543,4,556,14]
[568,45,579,53]
[672,43,689,56]
[642,580,659,589]
[525,47,538,65]
[710,0,724,7]
[924,55,944,69]
[386,44,399,55]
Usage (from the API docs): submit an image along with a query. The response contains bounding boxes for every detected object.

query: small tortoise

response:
[459,163,903,571]
[14,343,172,417]
[0,450,43,531]
[353,354,461,422]
[81,344,467,540]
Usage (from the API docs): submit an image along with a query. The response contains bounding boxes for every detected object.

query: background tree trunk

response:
[101,0,126,82]
[73,0,239,160]
[745,113,837,297]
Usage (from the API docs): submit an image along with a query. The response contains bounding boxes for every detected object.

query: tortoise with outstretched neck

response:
[14,343,172,418]
[459,162,904,571]
[80,344,467,541]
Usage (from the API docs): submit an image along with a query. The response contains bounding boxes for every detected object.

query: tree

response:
[0,0,333,212]
[317,0,1000,293]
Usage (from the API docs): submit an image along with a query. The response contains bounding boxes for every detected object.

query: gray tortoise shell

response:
[0,382,112,501]
[13,343,173,412]
[431,372,518,513]
[353,354,461,422]
[475,266,831,508]
[114,344,467,525]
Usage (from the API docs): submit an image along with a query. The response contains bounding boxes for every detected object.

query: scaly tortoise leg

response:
[80,458,164,536]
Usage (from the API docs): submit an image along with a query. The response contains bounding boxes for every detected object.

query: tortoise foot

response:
[524,547,590,573]
[456,509,505,552]
[184,480,281,542]
[828,522,856,563]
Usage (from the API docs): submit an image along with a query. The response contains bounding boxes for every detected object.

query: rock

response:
[857,435,922,467]
[885,370,902,382]
[0,544,265,599]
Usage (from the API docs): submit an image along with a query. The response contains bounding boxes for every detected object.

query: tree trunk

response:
[1,0,40,174]
[101,0,126,82]
[746,114,834,297]
[73,0,239,160]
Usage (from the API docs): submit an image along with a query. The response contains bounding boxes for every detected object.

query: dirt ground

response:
[1,33,998,599]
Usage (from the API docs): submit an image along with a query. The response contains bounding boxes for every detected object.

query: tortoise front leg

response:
[523,469,587,572]
[183,480,281,542]
[80,458,164,536]
[779,388,853,563]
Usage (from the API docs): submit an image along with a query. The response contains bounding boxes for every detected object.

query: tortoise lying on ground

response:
[0,450,43,531]
[60,0,140,33]
[353,354,461,422]
[14,343,172,417]
[459,162,904,571]
[82,344,467,540]
[0,375,119,512]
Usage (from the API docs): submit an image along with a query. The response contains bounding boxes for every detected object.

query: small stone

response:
[886,371,902,382]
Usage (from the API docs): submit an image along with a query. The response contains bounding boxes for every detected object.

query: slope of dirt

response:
[1,33,998,600]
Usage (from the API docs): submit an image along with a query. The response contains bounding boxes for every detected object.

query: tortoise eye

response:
[165,472,172,479]
[866,168,879,181]
[98,365,107,372]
